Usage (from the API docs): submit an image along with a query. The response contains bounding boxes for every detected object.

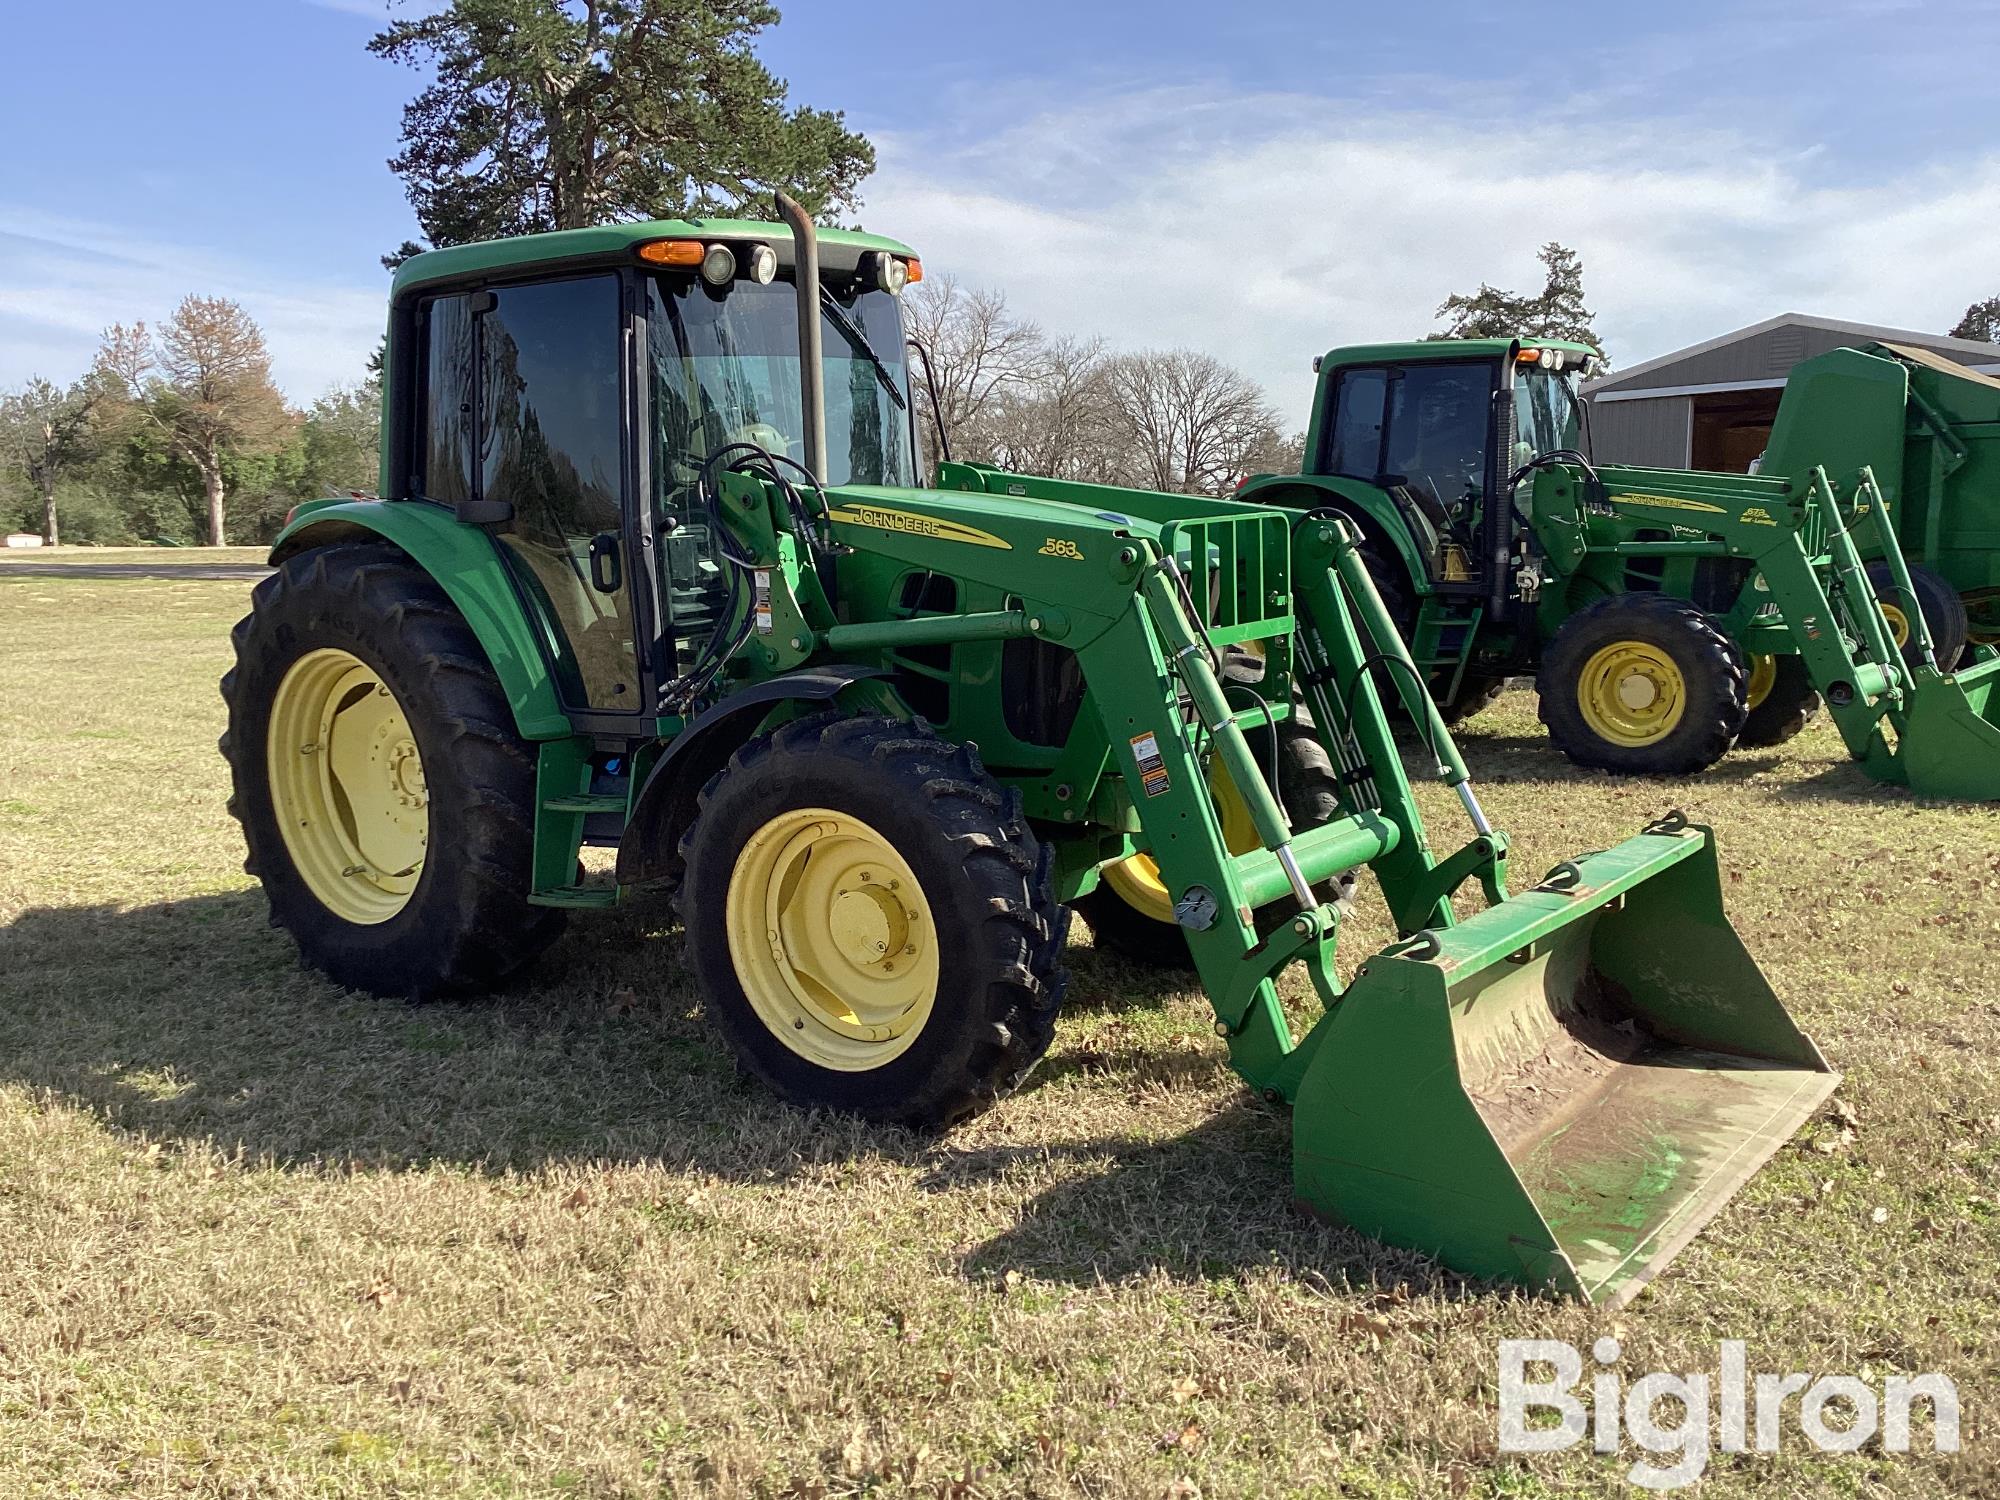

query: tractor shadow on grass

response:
[0,889,1217,1183]
[1,889,1490,1296]
[0,887,897,1179]
[930,1105,1479,1299]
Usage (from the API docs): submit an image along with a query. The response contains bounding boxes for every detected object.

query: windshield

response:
[646,275,917,498]
[1512,367,1584,463]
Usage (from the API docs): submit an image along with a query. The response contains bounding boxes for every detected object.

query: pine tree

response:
[1950,296,2000,344]
[370,0,875,264]
[1432,243,1605,360]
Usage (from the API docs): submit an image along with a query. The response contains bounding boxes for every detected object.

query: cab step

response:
[528,884,620,910]
[542,793,627,814]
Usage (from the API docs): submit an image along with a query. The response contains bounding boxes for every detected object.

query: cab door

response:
[417,273,645,714]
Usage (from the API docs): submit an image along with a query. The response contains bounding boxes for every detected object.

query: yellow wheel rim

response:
[725,808,939,1072]
[1577,640,1687,748]
[1881,602,1911,650]
[1746,653,1777,711]
[1102,758,1261,925]
[267,648,428,925]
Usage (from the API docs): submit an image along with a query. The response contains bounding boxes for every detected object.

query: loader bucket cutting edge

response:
[1290,824,1837,1306]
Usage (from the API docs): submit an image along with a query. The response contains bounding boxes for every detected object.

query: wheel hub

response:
[726,809,939,1071]
[267,649,428,925]
[1578,640,1688,747]
[1616,673,1660,712]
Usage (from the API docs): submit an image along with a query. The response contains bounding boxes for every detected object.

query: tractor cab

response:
[378,218,923,729]
[1299,339,1597,609]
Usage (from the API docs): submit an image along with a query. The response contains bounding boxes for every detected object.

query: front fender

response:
[614,665,894,887]
[269,499,571,740]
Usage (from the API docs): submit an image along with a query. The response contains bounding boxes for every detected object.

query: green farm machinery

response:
[1237,337,2000,796]
[223,202,1833,1306]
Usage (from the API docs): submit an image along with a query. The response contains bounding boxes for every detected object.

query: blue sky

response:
[2,0,1996,422]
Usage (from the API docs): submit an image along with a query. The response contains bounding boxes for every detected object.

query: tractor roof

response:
[391,218,918,300]
[1317,336,1600,368]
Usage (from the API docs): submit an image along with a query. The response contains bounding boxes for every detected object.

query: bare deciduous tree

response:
[0,377,101,546]
[980,335,1119,482]
[98,298,294,545]
[1102,349,1288,496]
[903,273,1044,467]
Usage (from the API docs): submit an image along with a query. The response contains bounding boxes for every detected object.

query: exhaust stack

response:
[774,190,828,485]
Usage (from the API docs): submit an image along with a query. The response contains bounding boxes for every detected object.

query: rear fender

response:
[1235,475,1433,597]
[614,665,894,886]
[269,500,571,740]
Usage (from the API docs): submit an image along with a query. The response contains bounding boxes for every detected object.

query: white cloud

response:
[9,78,1990,430]
[861,87,2000,425]
[0,210,383,402]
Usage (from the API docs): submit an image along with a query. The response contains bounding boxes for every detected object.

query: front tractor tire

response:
[677,714,1069,1130]
[1537,593,1748,776]
[221,543,563,998]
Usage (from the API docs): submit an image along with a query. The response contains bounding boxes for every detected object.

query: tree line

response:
[905,275,1303,493]
[0,297,377,547]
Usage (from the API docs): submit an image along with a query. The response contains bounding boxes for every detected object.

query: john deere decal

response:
[825,504,1012,550]
[1616,493,1729,516]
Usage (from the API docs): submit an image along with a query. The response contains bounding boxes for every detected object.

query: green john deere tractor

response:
[224,199,1834,1306]
[1236,337,2000,797]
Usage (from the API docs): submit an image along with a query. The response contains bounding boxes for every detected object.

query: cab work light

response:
[636,239,705,267]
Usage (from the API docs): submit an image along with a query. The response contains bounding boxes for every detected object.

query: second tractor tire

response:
[1735,653,1821,749]
[1537,592,1748,775]
[1866,561,1968,671]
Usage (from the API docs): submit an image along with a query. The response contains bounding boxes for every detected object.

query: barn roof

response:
[1585,313,2000,398]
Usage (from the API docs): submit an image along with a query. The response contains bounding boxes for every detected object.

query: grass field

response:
[1,568,1994,1498]
[0,546,270,565]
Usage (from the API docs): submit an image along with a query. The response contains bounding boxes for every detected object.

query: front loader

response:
[222,201,1833,1306]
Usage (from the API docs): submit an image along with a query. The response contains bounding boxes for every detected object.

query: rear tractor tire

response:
[676,714,1069,1130]
[221,542,563,998]
[1537,593,1747,776]
[1076,716,1359,972]
[1735,653,1821,750]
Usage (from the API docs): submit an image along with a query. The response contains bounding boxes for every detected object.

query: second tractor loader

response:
[223,200,1834,1307]
[1236,338,2000,798]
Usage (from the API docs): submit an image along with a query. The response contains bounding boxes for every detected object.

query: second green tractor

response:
[1237,336,2000,797]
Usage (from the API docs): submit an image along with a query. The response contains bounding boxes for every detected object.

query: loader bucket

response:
[1292,822,1836,1307]
[1891,656,2000,801]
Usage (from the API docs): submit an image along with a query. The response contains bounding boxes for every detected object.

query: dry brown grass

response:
[0,568,1994,1498]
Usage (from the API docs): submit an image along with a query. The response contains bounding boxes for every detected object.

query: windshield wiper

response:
[821,297,907,411]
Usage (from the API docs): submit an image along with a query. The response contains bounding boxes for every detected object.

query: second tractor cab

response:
[1241,339,1602,728]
